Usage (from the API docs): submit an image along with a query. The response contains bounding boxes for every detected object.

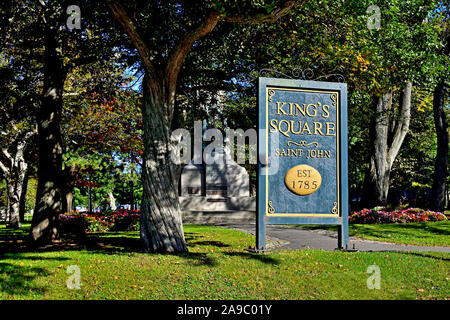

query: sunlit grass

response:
[302,221,450,247]
[0,224,448,300]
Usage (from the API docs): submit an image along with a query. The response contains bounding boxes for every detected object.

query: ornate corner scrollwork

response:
[268,89,275,102]
[331,202,338,214]
[330,93,337,107]
[267,201,275,214]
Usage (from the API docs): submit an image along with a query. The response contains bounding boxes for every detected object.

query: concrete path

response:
[214,222,450,252]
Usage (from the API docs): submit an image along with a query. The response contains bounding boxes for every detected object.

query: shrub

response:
[59,210,140,234]
[109,211,140,232]
[349,207,447,224]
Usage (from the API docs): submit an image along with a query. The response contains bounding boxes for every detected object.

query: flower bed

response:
[60,210,140,234]
[349,207,447,224]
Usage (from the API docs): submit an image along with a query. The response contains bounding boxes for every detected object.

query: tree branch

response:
[165,1,304,95]
[165,11,220,91]
[108,1,157,77]
[222,0,304,23]
[388,81,412,168]
[65,55,98,72]
[2,148,12,162]
[0,158,9,176]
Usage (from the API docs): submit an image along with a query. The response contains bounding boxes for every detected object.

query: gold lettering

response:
[322,105,330,118]
[278,120,290,137]
[314,122,324,135]
[306,104,317,117]
[276,102,287,115]
[326,122,336,136]
[269,119,278,133]
[290,120,301,135]
[274,148,280,156]
[294,103,306,117]
[302,122,312,135]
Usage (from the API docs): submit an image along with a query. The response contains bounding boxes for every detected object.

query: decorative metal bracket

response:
[252,68,345,83]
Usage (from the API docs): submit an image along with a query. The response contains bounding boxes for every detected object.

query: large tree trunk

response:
[6,177,21,228]
[108,191,117,211]
[363,82,412,207]
[1,135,30,229]
[363,92,393,207]
[431,81,448,212]
[19,169,29,223]
[129,180,134,211]
[108,1,300,253]
[30,27,66,245]
[139,76,187,253]
[62,165,77,214]
[64,191,73,214]
[4,161,27,228]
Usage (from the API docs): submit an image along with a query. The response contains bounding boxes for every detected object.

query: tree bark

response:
[139,76,188,253]
[62,165,77,214]
[364,82,412,207]
[108,191,117,211]
[65,191,73,214]
[108,1,303,253]
[4,160,27,228]
[431,81,448,212]
[1,135,30,228]
[130,180,134,211]
[30,27,67,245]
[19,169,29,223]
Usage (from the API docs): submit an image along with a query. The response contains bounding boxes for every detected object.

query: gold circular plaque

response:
[284,164,322,196]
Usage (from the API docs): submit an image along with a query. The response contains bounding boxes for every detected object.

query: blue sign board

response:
[257,77,348,250]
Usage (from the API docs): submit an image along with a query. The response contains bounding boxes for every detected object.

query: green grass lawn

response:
[0,223,449,300]
[301,221,450,247]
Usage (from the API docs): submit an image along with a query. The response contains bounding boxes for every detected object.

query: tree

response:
[108,0,306,252]
[60,57,142,213]
[0,127,34,228]
[208,0,446,208]
[0,0,128,244]
[0,15,38,227]
[431,3,449,211]
[364,82,412,206]
[61,81,143,213]
[352,0,443,207]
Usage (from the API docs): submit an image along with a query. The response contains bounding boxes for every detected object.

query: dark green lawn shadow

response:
[0,253,71,261]
[0,229,143,255]
[190,240,230,248]
[224,252,281,265]
[0,261,48,297]
[391,251,450,261]
[0,226,260,269]
[184,232,203,242]
[0,224,30,244]
[173,252,219,267]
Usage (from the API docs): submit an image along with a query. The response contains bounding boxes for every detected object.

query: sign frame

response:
[257,77,349,250]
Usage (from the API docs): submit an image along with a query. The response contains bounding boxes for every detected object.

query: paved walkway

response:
[214,222,450,252]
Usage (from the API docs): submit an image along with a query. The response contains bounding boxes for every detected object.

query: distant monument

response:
[179,123,255,212]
